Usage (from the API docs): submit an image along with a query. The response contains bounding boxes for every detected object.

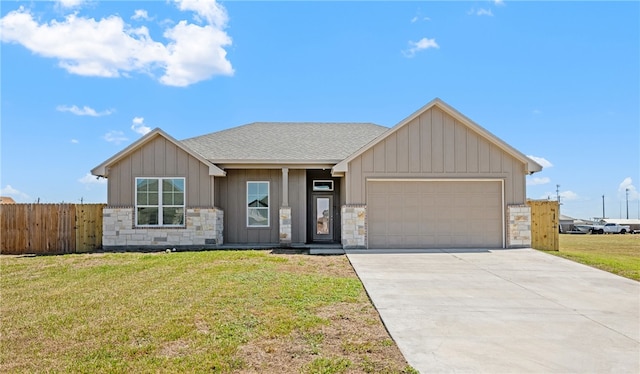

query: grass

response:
[0,251,416,373]
[544,234,640,281]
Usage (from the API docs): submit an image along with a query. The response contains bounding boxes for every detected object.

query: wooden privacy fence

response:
[527,199,559,251]
[0,204,105,255]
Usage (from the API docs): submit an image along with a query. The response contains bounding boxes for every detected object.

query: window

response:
[247,181,269,227]
[313,180,334,191]
[136,178,185,226]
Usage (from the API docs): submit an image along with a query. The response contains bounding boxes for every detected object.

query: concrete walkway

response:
[347,248,640,373]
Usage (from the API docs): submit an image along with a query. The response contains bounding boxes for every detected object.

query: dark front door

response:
[313,195,333,241]
[307,170,340,243]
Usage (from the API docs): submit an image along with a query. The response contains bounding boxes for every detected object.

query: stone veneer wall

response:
[341,205,367,249]
[279,207,292,246]
[507,205,531,248]
[102,207,223,250]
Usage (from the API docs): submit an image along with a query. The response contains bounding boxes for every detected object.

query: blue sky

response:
[1,0,638,220]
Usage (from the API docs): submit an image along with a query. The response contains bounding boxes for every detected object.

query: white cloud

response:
[494,0,505,6]
[175,0,228,27]
[527,176,550,186]
[57,104,113,117]
[160,21,233,86]
[132,10,150,21]
[560,191,579,201]
[532,109,542,115]
[131,117,152,135]
[402,37,439,58]
[1,185,30,201]
[103,131,128,144]
[539,190,579,202]
[78,173,107,185]
[0,2,233,87]
[71,139,79,144]
[57,0,84,8]
[410,13,430,23]
[618,177,639,200]
[527,155,553,168]
[468,7,495,16]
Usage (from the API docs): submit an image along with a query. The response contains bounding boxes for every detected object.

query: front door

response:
[307,170,340,243]
[313,195,333,241]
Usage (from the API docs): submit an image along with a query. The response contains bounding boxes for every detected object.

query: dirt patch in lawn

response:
[238,300,409,373]
[269,252,360,278]
[236,253,412,373]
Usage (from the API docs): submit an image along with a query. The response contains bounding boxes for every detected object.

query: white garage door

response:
[367,180,503,249]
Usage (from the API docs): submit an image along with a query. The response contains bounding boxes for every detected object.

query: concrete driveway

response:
[347,248,640,373]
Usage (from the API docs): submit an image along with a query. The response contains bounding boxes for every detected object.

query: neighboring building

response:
[559,214,575,233]
[0,196,16,204]
[91,98,542,251]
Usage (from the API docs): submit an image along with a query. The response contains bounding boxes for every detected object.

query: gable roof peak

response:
[91,127,225,177]
[333,98,543,174]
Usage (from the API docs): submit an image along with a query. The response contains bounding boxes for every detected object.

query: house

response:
[0,196,16,204]
[559,214,576,233]
[91,98,542,251]
[560,214,598,233]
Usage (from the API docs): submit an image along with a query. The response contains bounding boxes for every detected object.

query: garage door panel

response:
[404,222,420,233]
[436,236,453,246]
[368,182,388,194]
[403,236,420,246]
[404,209,419,221]
[388,194,404,206]
[369,237,387,247]
[369,221,387,234]
[404,196,420,207]
[453,206,468,217]
[387,235,405,246]
[388,222,403,233]
[368,181,502,249]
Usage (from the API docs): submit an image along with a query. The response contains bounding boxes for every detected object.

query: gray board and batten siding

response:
[215,169,307,245]
[105,135,215,207]
[344,105,527,205]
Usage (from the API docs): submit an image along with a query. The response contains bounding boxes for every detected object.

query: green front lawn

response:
[547,234,640,281]
[1,251,415,373]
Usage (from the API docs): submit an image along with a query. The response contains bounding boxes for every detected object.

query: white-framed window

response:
[247,181,269,227]
[135,177,185,227]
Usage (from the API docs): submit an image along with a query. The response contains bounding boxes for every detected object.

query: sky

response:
[1,0,638,221]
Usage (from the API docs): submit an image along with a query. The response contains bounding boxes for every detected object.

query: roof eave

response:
[215,160,341,170]
[526,158,544,174]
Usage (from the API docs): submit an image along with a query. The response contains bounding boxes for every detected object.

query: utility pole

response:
[602,195,605,220]
[626,188,629,219]
[556,184,561,204]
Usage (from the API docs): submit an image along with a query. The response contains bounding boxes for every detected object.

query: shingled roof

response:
[181,122,388,164]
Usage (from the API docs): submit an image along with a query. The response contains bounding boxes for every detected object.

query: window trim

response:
[247,181,270,228]
[135,177,186,227]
